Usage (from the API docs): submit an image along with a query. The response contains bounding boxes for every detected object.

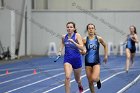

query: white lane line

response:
[5,72,65,93]
[117,74,140,93]
[42,74,87,93]
[0,74,34,85]
[28,68,123,93]
[0,68,63,77]
[83,71,126,93]
[40,68,125,93]
[3,67,139,93]
[83,69,140,93]
[0,68,63,85]
[0,69,33,77]
[0,67,123,85]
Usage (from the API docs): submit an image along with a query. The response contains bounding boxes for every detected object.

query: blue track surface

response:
[0,55,140,93]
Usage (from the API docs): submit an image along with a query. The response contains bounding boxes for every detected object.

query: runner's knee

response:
[92,76,98,82]
[65,77,70,81]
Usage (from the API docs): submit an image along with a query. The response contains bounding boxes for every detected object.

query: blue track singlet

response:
[64,33,82,69]
[85,36,100,66]
[126,35,136,53]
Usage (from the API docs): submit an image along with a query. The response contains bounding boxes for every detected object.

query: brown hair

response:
[130,25,137,34]
[86,23,96,30]
[86,23,96,35]
[66,22,77,33]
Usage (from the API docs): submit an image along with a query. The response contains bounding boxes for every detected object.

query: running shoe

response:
[97,80,101,89]
[78,85,83,93]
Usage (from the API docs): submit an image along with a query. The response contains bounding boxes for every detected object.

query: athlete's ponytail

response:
[133,26,137,34]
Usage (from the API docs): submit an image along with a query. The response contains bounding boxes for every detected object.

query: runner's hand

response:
[103,55,108,64]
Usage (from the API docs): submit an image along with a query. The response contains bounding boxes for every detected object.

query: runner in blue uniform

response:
[82,23,108,93]
[58,22,84,93]
[125,25,138,73]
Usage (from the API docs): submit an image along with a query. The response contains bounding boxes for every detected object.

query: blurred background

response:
[0,0,140,59]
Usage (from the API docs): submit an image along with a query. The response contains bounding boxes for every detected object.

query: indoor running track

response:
[0,55,140,93]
